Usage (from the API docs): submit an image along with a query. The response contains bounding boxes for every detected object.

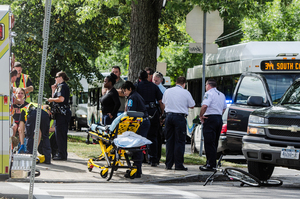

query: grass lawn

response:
[67,135,243,167]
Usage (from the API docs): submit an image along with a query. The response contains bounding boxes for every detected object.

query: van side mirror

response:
[247,96,264,106]
[193,116,201,124]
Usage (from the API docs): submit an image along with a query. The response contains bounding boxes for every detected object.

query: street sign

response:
[186,6,223,43]
[189,43,218,54]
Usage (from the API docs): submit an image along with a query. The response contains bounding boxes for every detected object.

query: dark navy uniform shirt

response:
[54,82,70,106]
[135,80,163,105]
[127,90,148,118]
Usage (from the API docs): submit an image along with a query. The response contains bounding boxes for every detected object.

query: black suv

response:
[243,79,300,180]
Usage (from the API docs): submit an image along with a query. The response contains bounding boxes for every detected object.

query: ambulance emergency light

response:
[0,23,4,40]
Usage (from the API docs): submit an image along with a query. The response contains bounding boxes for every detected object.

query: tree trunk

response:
[128,0,163,82]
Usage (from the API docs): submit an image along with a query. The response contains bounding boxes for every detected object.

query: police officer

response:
[136,70,164,167]
[13,62,34,103]
[19,103,51,164]
[121,81,150,178]
[162,77,195,170]
[199,79,227,171]
[47,71,71,161]
[152,71,167,165]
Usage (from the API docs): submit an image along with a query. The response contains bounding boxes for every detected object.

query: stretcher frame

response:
[86,111,147,181]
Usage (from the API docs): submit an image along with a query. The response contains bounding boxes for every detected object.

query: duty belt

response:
[166,112,187,117]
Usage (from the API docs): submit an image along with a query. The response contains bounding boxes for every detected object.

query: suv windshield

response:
[280,81,300,105]
[264,74,300,104]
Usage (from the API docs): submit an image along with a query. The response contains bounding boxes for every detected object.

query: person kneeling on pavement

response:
[19,103,52,164]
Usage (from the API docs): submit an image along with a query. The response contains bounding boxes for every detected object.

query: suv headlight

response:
[249,115,265,124]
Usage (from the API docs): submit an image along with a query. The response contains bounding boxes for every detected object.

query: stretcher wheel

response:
[100,170,108,178]
[88,167,93,172]
[129,173,136,179]
[125,169,136,179]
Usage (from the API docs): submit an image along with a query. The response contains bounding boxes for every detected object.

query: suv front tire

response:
[248,161,274,180]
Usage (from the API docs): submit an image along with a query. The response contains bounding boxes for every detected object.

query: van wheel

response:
[191,132,198,154]
[248,161,274,181]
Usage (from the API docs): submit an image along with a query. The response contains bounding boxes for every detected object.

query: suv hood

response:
[252,105,300,119]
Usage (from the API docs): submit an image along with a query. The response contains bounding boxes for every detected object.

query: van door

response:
[226,74,271,153]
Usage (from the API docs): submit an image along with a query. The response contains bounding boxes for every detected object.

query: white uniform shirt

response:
[162,85,195,115]
[202,87,227,116]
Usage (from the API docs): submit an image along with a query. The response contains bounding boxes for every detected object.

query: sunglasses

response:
[55,76,60,78]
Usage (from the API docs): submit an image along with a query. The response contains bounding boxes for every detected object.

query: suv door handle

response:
[229,110,237,117]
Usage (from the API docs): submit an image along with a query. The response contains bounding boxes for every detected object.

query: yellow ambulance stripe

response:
[0,44,9,59]
[0,11,9,59]
[0,154,10,174]
[0,96,9,119]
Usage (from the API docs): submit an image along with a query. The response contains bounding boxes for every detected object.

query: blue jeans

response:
[102,114,116,126]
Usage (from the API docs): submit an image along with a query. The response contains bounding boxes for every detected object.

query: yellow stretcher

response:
[86,111,148,181]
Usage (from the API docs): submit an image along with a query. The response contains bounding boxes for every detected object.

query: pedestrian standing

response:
[199,78,227,171]
[100,73,121,125]
[48,71,71,161]
[121,81,150,178]
[136,70,164,167]
[13,62,34,103]
[152,71,167,165]
[162,76,195,170]
[102,66,126,115]
[145,67,154,83]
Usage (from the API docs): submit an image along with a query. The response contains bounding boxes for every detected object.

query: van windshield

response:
[264,74,300,104]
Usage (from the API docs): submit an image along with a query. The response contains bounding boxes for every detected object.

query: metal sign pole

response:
[28,1,52,198]
[199,11,206,157]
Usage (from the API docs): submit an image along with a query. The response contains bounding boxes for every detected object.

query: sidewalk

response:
[5,152,227,183]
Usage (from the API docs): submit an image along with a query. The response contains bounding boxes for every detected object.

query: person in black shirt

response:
[100,73,121,125]
[121,81,150,178]
[48,71,71,161]
[135,70,164,167]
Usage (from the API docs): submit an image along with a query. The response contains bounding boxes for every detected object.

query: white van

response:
[70,78,89,131]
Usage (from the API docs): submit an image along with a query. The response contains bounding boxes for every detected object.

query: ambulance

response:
[0,5,14,177]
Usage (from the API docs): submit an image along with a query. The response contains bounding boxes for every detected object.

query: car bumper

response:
[217,134,243,155]
[243,135,300,169]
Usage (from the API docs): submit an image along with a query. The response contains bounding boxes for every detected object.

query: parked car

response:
[243,78,300,180]
[190,106,229,155]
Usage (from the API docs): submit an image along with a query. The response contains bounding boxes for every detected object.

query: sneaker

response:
[199,165,215,171]
[18,144,26,154]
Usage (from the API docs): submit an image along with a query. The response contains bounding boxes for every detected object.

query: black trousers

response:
[55,109,71,159]
[203,115,223,168]
[133,118,150,175]
[25,110,51,162]
[165,113,186,169]
[146,108,160,163]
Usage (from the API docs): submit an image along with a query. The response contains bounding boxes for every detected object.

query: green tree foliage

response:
[241,0,300,42]
[10,0,127,99]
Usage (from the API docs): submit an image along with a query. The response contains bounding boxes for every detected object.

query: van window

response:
[236,76,266,104]
[78,92,88,104]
